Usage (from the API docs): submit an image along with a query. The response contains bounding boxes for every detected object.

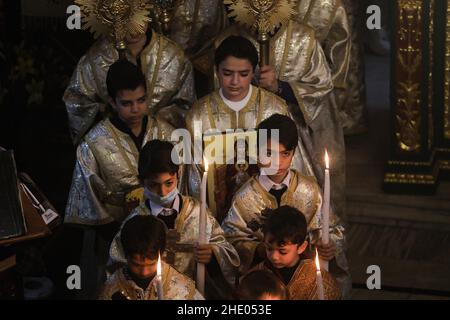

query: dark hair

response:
[138,140,179,181]
[121,215,166,259]
[262,206,307,246]
[236,270,289,300]
[215,35,259,70]
[257,114,298,151]
[106,59,146,99]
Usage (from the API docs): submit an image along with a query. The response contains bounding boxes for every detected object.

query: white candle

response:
[321,150,330,271]
[196,158,208,295]
[315,249,325,300]
[156,252,164,300]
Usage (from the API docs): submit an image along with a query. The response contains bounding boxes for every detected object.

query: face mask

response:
[144,187,179,207]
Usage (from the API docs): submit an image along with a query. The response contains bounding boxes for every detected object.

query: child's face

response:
[264,234,307,269]
[217,56,254,102]
[127,254,158,279]
[144,172,178,197]
[259,139,294,179]
[110,85,147,128]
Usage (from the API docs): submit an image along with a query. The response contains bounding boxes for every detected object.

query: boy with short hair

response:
[109,140,240,298]
[248,206,341,300]
[99,214,203,300]
[235,269,289,300]
[222,114,349,293]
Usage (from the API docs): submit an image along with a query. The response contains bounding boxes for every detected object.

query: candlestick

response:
[196,158,208,295]
[315,249,325,300]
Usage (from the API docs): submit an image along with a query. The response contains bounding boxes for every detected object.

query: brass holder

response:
[160,8,171,35]
[224,0,296,67]
[258,32,270,67]
[116,40,127,60]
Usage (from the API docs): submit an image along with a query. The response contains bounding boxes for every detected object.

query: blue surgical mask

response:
[144,187,179,207]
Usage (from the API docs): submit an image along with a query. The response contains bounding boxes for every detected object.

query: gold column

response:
[384,0,439,193]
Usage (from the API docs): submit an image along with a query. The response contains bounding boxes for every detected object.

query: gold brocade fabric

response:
[98,262,203,300]
[296,0,367,135]
[250,259,342,300]
[63,30,195,145]
[109,196,240,287]
[64,115,174,225]
[169,0,229,56]
[296,0,351,88]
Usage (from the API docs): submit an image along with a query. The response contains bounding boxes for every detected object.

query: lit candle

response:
[315,249,325,300]
[196,158,208,295]
[321,149,330,271]
[156,252,164,300]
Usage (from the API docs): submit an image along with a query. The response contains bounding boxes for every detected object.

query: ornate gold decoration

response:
[440,160,450,170]
[153,0,175,35]
[224,0,296,66]
[224,0,295,35]
[428,0,434,149]
[395,0,423,152]
[384,173,436,185]
[445,0,450,139]
[75,0,152,49]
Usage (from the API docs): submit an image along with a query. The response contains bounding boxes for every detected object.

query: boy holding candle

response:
[109,140,240,299]
[222,114,350,295]
[246,206,341,300]
[99,214,203,300]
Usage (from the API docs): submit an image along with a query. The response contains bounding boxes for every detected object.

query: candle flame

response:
[203,157,209,172]
[157,252,162,277]
[324,149,329,169]
[315,248,321,272]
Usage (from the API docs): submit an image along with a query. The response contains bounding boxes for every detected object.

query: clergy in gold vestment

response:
[213,21,346,221]
[295,0,351,91]
[64,24,195,145]
[295,0,368,135]
[244,206,341,300]
[185,36,314,222]
[65,61,175,226]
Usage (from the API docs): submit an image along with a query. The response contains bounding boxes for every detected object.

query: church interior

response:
[0,0,449,300]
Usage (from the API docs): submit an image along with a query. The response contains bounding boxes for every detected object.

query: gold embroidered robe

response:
[98,262,203,300]
[109,195,240,288]
[250,259,341,300]
[222,169,347,281]
[63,30,195,145]
[64,115,174,225]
